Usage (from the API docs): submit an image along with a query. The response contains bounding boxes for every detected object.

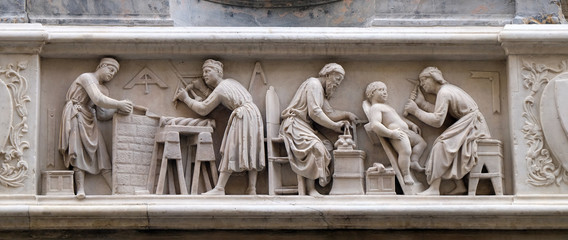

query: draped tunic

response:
[194,79,265,172]
[425,84,491,184]
[59,76,111,174]
[280,78,332,186]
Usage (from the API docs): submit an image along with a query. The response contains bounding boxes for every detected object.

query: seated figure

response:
[364,81,426,185]
[280,63,358,196]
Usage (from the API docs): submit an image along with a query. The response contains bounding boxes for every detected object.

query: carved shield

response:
[540,72,568,170]
[0,80,13,149]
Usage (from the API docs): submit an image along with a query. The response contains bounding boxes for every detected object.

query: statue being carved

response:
[363,81,426,185]
[59,58,133,199]
[175,59,265,195]
[279,63,358,196]
[404,67,491,195]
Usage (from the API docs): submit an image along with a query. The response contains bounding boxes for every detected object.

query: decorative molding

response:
[0,61,30,187]
[470,71,501,114]
[520,59,568,186]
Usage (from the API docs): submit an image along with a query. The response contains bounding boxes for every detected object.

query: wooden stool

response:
[469,139,504,196]
[148,131,188,195]
[190,132,218,195]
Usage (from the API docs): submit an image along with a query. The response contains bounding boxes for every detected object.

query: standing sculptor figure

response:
[176,59,265,195]
[280,63,358,196]
[404,66,491,195]
[59,58,133,199]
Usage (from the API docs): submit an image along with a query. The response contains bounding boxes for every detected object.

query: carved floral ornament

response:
[521,59,568,186]
[0,61,30,187]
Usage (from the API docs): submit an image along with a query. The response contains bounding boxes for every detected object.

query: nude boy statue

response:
[363,81,426,185]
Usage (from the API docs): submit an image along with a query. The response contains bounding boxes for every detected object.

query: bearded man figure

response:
[280,63,358,196]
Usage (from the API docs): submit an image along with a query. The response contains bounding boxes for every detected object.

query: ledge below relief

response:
[0,195,567,230]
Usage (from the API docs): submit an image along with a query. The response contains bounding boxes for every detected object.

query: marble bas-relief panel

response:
[0,54,39,195]
[509,55,568,195]
[38,58,510,196]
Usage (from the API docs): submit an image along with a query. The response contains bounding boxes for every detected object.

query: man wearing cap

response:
[59,57,133,199]
[176,59,265,195]
[280,63,358,196]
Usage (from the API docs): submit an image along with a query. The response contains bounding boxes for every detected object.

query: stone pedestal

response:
[329,150,366,195]
[41,171,74,195]
[366,166,396,195]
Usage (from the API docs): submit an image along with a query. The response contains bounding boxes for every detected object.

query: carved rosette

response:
[0,61,30,187]
[521,59,568,186]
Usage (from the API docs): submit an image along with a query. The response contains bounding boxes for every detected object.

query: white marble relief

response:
[0,61,30,188]
[363,81,427,186]
[58,58,133,199]
[404,66,492,195]
[175,59,265,195]
[279,63,358,196]
[521,59,568,186]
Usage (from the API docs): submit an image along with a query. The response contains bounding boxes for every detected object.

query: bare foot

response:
[76,190,86,200]
[447,181,467,195]
[410,161,425,172]
[403,174,415,185]
[246,187,256,195]
[417,186,440,196]
[202,187,225,195]
[308,189,322,197]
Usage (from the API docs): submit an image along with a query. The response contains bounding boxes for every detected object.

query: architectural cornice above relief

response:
[40,26,505,60]
[0,24,46,54]
[500,25,568,55]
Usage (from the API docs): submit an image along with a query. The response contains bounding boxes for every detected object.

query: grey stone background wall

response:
[1,0,566,26]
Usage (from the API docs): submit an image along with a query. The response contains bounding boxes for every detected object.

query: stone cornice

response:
[1,195,568,230]
[41,26,505,60]
[500,25,568,55]
[4,24,568,58]
[0,24,46,54]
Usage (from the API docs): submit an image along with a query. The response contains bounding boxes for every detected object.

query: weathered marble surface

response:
[171,0,374,27]
[27,0,172,26]
[0,0,26,23]
[373,0,515,26]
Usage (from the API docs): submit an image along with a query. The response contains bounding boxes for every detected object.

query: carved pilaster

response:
[0,57,38,193]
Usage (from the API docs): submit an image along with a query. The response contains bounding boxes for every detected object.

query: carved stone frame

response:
[0,61,30,187]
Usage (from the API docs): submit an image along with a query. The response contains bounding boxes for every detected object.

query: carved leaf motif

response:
[521,59,568,186]
[0,62,30,187]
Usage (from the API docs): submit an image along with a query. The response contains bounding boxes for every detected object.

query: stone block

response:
[115,150,133,164]
[117,124,136,137]
[136,125,157,138]
[42,171,74,195]
[366,168,396,195]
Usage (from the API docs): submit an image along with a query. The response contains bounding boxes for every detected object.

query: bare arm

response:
[413,88,435,112]
[79,74,132,113]
[79,74,122,109]
[407,95,448,128]
[180,88,222,116]
[323,99,359,122]
[308,91,343,133]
